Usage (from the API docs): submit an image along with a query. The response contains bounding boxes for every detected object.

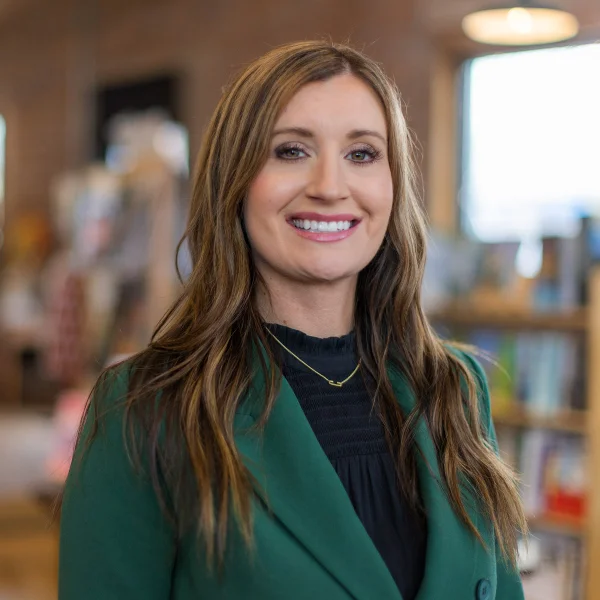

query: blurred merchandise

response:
[423,215,600,314]
[0,213,55,407]
[454,330,586,418]
[45,388,89,485]
[520,431,587,523]
[105,109,189,177]
[0,115,190,543]
[0,212,52,340]
[1,211,52,266]
[0,263,45,339]
[45,271,87,386]
[520,534,584,600]
[0,112,189,410]
[42,112,189,382]
[429,262,600,597]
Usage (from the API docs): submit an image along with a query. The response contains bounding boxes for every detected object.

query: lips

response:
[287,216,360,242]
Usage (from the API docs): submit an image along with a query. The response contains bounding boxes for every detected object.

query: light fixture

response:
[462,1,579,46]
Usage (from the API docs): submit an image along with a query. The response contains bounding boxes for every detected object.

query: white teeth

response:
[291,219,354,232]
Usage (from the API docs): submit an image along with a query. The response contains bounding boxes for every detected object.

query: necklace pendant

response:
[328,380,343,388]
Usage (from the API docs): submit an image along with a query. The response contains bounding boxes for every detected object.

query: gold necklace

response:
[265,327,361,388]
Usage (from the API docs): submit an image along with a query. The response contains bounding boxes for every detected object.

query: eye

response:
[346,145,382,164]
[275,143,308,160]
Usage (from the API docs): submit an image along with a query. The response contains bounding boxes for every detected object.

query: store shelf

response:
[429,306,588,332]
[527,514,586,538]
[493,408,588,435]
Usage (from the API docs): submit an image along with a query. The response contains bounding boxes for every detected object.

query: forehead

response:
[274,74,387,134]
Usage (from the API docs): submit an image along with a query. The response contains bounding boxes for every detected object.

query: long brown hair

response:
[80,40,526,569]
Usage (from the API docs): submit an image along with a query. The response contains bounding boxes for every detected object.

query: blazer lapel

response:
[235,356,402,600]
[235,351,493,600]
[388,367,493,600]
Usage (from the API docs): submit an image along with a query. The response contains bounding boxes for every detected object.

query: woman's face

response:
[244,73,394,287]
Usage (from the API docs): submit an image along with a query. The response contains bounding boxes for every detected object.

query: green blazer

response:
[59,351,524,600]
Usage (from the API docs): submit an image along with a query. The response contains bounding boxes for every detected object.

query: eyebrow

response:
[348,129,387,144]
[272,127,387,144]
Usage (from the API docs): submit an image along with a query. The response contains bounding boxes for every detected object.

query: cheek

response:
[246,167,303,220]
[244,169,299,257]
[364,174,394,223]
[245,172,273,220]
[244,174,275,253]
[382,181,394,215]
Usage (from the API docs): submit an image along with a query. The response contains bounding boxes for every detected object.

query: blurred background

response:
[0,1,599,599]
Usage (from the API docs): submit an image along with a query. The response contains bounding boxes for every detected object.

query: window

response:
[460,44,600,242]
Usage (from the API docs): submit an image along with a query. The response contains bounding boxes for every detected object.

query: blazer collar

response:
[387,367,489,599]
[234,355,492,600]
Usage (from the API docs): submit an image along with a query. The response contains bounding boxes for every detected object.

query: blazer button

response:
[476,578,491,600]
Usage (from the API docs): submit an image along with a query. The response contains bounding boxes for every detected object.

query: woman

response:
[59,41,527,600]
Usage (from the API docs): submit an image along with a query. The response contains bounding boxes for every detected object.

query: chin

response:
[300,264,360,283]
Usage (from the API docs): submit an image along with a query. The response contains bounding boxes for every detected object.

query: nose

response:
[305,152,350,202]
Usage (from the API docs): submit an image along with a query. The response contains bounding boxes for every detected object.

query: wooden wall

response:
[0,0,437,229]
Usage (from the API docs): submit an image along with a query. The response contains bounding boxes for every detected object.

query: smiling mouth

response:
[289,218,360,233]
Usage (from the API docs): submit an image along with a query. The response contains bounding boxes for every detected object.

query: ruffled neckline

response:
[264,323,356,357]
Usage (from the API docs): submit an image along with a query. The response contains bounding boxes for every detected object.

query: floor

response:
[0,497,58,600]
[0,414,59,600]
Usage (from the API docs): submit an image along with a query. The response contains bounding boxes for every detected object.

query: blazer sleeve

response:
[462,352,526,600]
[58,367,176,600]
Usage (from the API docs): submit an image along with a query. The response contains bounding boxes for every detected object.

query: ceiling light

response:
[462,2,579,46]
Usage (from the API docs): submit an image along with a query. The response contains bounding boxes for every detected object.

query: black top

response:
[265,323,427,600]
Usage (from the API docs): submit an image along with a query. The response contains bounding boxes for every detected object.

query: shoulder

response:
[93,360,133,410]
[85,356,164,427]
[67,359,162,500]
[448,346,488,391]
[75,358,148,467]
[445,344,494,432]
[78,361,132,440]
[75,361,127,438]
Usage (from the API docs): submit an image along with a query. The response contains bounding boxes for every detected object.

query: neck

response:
[256,276,357,338]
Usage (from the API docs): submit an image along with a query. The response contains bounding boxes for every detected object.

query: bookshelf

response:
[528,515,585,539]
[494,408,587,435]
[429,308,588,332]
[586,269,600,600]
[429,267,600,599]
